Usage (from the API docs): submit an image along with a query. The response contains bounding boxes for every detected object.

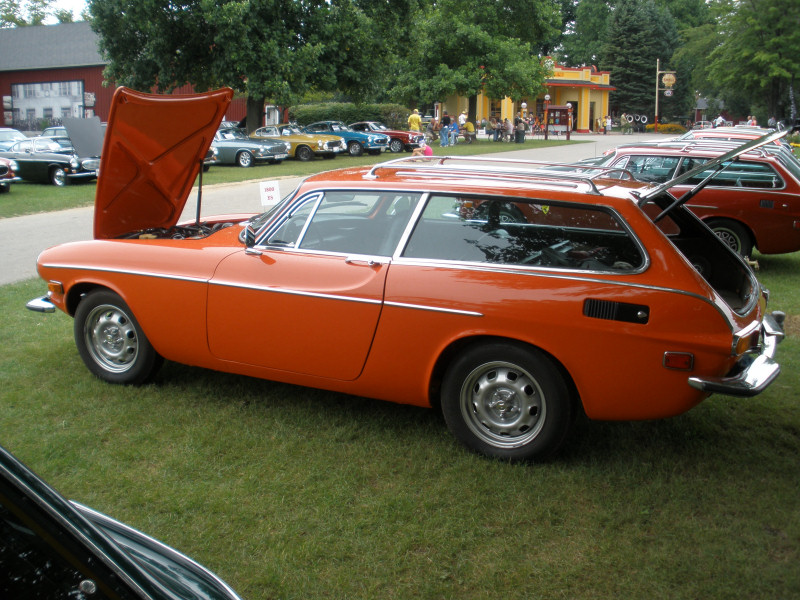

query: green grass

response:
[2,263,799,599]
[0,138,577,219]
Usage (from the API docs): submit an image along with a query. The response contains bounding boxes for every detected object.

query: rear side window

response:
[614,155,680,183]
[403,195,644,272]
[679,158,783,189]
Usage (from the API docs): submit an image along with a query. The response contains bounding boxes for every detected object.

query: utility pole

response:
[655,59,676,133]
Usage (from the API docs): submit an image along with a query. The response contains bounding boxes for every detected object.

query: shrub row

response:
[288,103,414,130]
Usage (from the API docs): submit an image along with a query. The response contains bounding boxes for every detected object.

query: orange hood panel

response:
[94,87,233,239]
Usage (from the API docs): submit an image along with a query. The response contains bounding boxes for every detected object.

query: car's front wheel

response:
[236,151,254,167]
[707,218,753,257]
[74,290,162,384]
[389,138,404,153]
[347,141,363,157]
[50,166,67,186]
[441,342,574,461]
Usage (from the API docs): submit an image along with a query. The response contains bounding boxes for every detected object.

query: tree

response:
[89,0,385,131]
[392,0,560,118]
[705,0,800,122]
[559,0,612,67]
[600,0,678,117]
[1,0,64,26]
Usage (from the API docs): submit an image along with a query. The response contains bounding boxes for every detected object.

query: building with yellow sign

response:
[434,60,615,133]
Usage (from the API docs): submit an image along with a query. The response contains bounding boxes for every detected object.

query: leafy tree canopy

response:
[1,0,72,26]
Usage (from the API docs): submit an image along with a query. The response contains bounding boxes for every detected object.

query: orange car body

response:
[28,88,785,459]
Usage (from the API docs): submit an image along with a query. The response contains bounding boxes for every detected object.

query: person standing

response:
[408,109,422,132]
[605,115,611,134]
[458,111,467,127]
[440,111,451,147]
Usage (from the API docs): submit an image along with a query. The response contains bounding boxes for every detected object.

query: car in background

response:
[212,127,290,167]
[41,125,69,138]
[251,124,345,161]
[0,444,244,600]
[0,136,99,186]
[672,126,794,151]
[592,139,800,256]
[349,121,424,153]
[25,87,785,461]
[303,120,389,156]
[692,121,713,130]
[0,156,22,192]
[0,127,27,151]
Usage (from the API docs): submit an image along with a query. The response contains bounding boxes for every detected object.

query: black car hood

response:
[64,116,104,157]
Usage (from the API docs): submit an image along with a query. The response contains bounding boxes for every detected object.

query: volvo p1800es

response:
[27,87,786,460]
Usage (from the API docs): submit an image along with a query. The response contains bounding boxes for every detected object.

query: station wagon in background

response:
[26,87,785,461]
[593,140,800,257]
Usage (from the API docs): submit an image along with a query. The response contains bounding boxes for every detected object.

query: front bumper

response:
[66,170,98,180]
[1,176,22,185]
[688,311,785,397]
[27,295,55,313]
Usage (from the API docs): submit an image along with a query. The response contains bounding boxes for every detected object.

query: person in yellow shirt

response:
[464,120,475,143]
[408,109,422,132]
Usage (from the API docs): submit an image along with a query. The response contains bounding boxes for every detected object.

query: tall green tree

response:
[392,0,560,117]
[706,0,800,122]
[1,0,63,26]
[559,0,612,67]
[601,0,678,117]
[89,0,384,130]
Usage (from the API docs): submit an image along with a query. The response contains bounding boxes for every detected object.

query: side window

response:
[404,196,643,271]
[681,159,782,189]
[0,503,116,599]
[624,155,680,183]
[267,191,421,256]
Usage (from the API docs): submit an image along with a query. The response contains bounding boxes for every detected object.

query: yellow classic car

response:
[251,124,346,161]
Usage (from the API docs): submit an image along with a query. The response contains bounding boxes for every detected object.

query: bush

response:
[288,102,414,130]
[645,122,687,134]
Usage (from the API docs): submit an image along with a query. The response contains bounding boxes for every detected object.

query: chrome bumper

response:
[26,296,56,313]
[689,311,785,397]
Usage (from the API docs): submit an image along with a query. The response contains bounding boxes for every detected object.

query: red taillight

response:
[663,352,694,371]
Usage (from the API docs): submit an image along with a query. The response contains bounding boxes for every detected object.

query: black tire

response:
[0,183,8,194]
[236,151,254,167]
[707,219,753,257]
[296,145,314,161]
[389,138,404,153]
[74,290,163,385]
[347,141,363,157]
[50,166,68,186]
[441,342,574,461]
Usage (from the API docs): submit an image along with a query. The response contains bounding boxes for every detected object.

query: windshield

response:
[0,130,25,142]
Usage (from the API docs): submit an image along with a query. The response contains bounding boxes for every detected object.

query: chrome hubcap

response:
[84,304,138,373]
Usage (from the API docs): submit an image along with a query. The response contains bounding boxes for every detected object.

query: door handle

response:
[345,256,385,267]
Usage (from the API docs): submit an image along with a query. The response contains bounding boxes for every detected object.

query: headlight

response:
[9,160,18,170]
[368,135,376,143]
[284,142,291,152]
[317,140,324,149]
[70,158,79,169]
[212,147,219,157]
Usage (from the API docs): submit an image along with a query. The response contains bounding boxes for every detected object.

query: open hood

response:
[94,87,233,239]
[63,116,104,157]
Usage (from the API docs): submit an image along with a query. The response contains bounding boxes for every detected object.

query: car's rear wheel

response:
[236,151,253,167]
[707,219,753,257]
[0,183,8,193]
[296,145,314,161]
[441,342,574,461]
[50,166,67,186]
[74,290,162,385]
[347,141,363,157]
[389,138,404,153]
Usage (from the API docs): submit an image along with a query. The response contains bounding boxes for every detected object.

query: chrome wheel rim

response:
[52,168,66,186]
[238,152,252,167]
[459,361,545,448]
[83,303,139,373]
[714,228,740,252]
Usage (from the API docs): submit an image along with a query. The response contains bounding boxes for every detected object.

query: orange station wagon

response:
[26,88,786,460]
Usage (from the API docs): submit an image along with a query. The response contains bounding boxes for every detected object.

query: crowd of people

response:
[416,111,545,147]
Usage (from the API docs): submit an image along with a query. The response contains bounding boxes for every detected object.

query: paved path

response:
[1,132,664,285]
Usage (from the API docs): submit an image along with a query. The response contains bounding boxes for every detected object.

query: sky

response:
[50,0,88,21]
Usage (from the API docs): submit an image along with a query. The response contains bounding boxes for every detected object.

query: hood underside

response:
[94,87,233,239]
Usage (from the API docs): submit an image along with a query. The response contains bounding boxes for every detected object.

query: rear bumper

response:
[688,311,785,397]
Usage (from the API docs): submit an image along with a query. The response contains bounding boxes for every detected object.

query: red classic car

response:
[594,139,800,256]
[349,121,424,153]
[26,88,785,460]
[0,156,21,193]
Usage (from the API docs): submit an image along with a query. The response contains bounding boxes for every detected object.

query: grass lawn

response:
[2,250,799,599]
[0,137,576,219]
